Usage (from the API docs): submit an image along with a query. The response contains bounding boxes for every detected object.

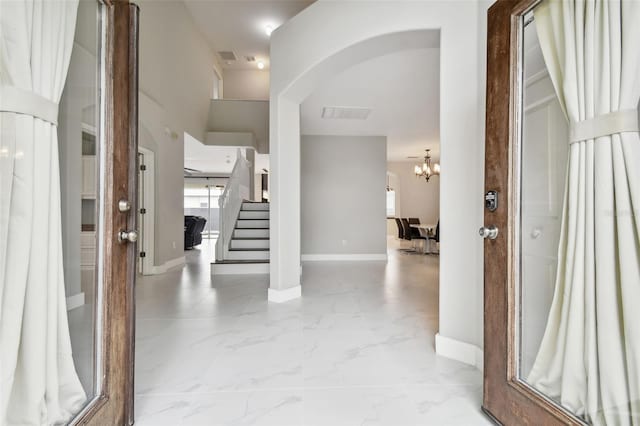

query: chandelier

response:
[414,149,440,182]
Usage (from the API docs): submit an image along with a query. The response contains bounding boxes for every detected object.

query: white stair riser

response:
[227,250,270,261]
[234,229,269,239]
[231,239,269,250]
[241,203,269,211]
[236,219,269,229]
[238,211,269,220]
[212,262,269,275]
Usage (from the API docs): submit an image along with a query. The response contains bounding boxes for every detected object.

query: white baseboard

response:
[66,293,85,311]
[435,332,483,371]
[301,254,388,262]
[211,262,269,275]
[145,256,186,275]
[268,285,301,303]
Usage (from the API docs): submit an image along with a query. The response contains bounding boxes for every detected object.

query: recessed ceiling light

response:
[257,62,265,70]
[265,25,274,36]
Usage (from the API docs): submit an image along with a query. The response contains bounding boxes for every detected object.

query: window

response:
[386,190,396,217]
[184,184,224,237]
[212,69,222,99]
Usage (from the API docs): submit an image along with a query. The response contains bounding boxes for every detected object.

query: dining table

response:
[409,223,436,254]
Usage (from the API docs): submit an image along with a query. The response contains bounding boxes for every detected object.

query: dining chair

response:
[401,218,413,241]
[394,218,404,239]
[402,218,426,251]
[428,221,440,254]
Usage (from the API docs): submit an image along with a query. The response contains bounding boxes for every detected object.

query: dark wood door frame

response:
[482,1,584,424]
[72,1,138,424]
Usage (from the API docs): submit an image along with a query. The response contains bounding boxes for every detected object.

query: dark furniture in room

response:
[401,218,413,241]
[401,218,426,252]
[394,218,405,239]
[407,218,426,240]
[428,221,440,254]
[430,221,440,243]
[184,215,207,249]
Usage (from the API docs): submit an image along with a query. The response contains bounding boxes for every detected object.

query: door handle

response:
[118,230,138,243]
[479,225,499,240]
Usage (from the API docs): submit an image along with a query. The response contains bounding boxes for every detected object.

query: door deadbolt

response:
[479,225,499,240]
[485,190,498,212]
[118,199,132,212]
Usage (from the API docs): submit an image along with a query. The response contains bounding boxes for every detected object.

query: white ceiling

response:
[184,133,241,174]
[300,48,440,162]
[183,0,315,70]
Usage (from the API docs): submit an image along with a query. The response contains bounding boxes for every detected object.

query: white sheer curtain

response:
[0,0,87,424]
[528,1,640,425]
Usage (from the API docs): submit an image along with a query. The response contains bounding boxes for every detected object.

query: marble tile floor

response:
[134,238,492,426]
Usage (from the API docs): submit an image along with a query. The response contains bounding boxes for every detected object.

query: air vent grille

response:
[218,51,237,61]
[245,55,256,62]
[321,106,372,120]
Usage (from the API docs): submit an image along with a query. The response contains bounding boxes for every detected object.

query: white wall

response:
[222,69,270,101]
[301,135,387,257]
[206,100,270,153]
[270,1,487,349]
[137,0,217,265]
[387,161,440,224]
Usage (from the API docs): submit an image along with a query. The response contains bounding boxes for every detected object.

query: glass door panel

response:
[208,186,224,238]
[58,0,105,417]
[516,5,639,425]
[184,181,224,239]
[184,185,212,237]
[518,12,568,381]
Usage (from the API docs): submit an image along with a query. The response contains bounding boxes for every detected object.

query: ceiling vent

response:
[321,106,372,120]
[244,55,256,62]
[217,51,237,61]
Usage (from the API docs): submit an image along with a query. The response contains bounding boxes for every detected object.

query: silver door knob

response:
[118,230,138,243]
[479,225,499,240]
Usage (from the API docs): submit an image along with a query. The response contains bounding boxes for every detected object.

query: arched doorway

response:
[269,1,487,367]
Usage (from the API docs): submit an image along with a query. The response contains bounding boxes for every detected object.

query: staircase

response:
[212,201,270,274]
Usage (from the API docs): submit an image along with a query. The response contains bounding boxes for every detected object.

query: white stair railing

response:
[216,149,251,261]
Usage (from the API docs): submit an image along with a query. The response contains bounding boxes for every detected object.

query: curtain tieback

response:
[569,109,639,143]
[0,85,58,126]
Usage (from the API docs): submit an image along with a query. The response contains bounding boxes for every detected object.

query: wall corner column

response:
[269,96,302,302]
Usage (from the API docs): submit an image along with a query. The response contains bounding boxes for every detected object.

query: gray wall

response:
[222,69,270,101]
[301,135,387,256]
[206,100,270,154]
[138,0,217,143]
[136,0,217,265]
